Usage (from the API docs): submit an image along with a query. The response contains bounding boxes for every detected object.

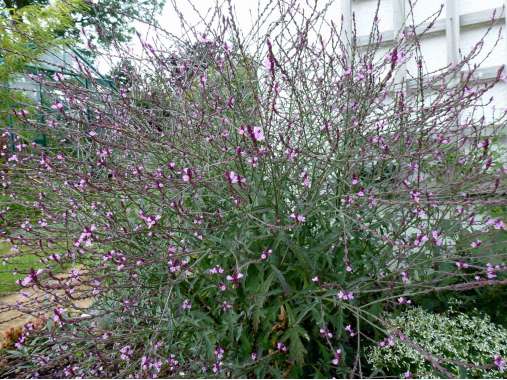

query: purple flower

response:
[208,265,224,275]
[119,345,133,361]
[397,297,412,305]
[432,230,443,246]
[167,354,179,372]
[320,327,333,338]
[51,102,64,111]
[344,324,356,336]
[260,248,272,260]
[226,271,244,283]
[214,346,225,360]
[263,55,274,73]
[252,126,265,142]
[181,299,192,310]
[300,170,311,188]
[331,349,341,365]
[414,233,428,247]
[410,190,421,204]
[494,355,506,371]
[290,213,306,223]
[226,171,239,184]
[181,168,192,182]
[470,240,482,248]
[276,342,287,353]
[379,336,395,348]
[337,290,354,301]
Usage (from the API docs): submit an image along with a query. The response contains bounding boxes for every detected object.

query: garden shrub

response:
[1,0,507,378]
[367,307,507,378]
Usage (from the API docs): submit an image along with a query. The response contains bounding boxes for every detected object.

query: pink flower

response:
[51,102,64,111]
[276,342,287,352]
[181,299,192,310]
[53,72,64,81]
[410,190,421,204]
[238,125,246,135]
[478,139,490,149]
[331,349,341,365]
[167,354,179,372]
[252,126,265,142]
[470,240,482,248]
[414,233,428,247]
[226,272,244,284]
[120,345,133,361]
[345,324,356,336]
[214,346,225,360]
[379,336,395,348]
[432,230,443,246]
[208,265,224,275]
[337,290,354,301]
[300,170,311,188]
[263,55,274,73]
[320,327,333,338]
[397,297,412,305]
[260,248,272,260]
[290,213,306,223]
[285,148,298,160]
[494,219,506,230]
[181,168,192,182]
[226,171,239,184]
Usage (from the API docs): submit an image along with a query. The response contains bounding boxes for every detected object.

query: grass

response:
[0,241,42,294]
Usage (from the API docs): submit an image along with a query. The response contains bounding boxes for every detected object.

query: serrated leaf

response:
[286,326,308,366]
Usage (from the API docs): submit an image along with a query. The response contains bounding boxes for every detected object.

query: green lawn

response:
[0,241,42,294]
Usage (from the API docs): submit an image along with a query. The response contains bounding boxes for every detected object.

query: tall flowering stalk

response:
[1,0,507,378]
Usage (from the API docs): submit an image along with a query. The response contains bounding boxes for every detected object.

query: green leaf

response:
[285,326,308,366]
[269,264,291,296]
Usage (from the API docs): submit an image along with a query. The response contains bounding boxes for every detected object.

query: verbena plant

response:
[1,0,507,378]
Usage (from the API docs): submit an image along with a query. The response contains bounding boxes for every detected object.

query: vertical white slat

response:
[393,0,406,38]
[342,0,353,60]
[446,0,460,66]
[393,0,407,84]
[446,0,460,125]
[505,0,507,65]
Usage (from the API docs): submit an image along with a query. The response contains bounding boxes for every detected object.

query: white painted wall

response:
[347,0,507,122]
